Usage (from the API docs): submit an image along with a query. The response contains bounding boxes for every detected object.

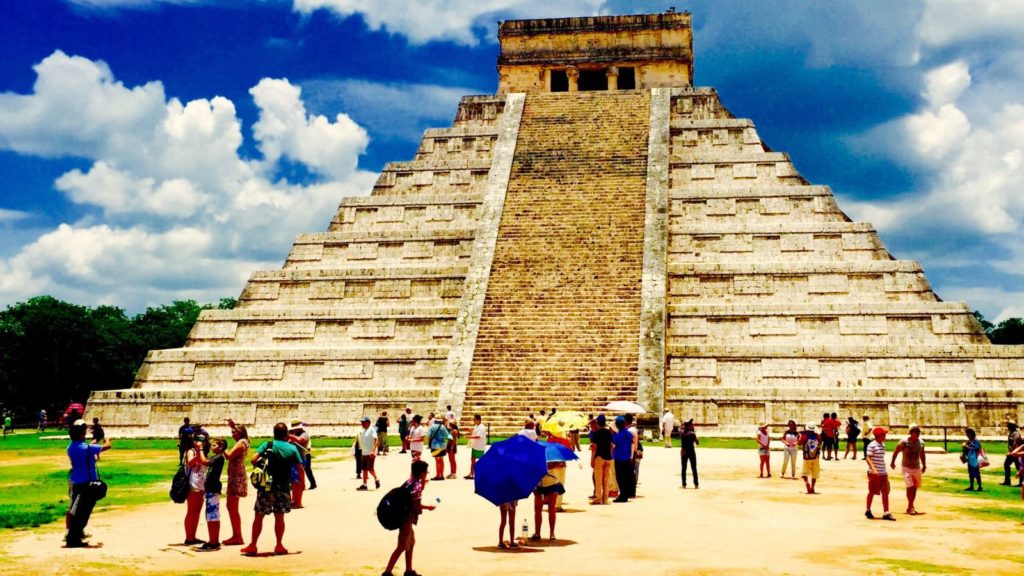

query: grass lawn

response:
[1,429,1017,531]
[0,433,180,530]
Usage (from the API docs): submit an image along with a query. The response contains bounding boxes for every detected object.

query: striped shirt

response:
[866,440,887,475]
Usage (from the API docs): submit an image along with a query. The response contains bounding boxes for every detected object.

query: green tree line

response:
[0,295,234,419]
[973,311,1024,345]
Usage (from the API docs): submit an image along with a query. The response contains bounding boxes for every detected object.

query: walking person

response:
[3,414,11,439]
[376,411,390,455]
[183,434,208,545]
[891,423,927,515]
[89,417,104,443]
[38,408,47,432]
[589,415,613,504]
[178,417,194,462]
[465,414,486,480]
[962,428,984,491]
[757,422,771,478]
[781,420,799,479]
[65,419,111,547]
[382,460,436,576]
[799,423,821,494]
[357,416,381,491]
[843,416,861,460]
[427,417,451,480]
[398,408,411,454]
[612,416,635,502]
[223,419,249,546]
[240,422,303,556]
[1001,419,1022,486]
[300,423,316,490]
[680,419,699,489]
[660,408,675,448]
[865,427,895,520]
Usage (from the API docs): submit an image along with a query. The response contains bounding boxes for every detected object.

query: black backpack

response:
[376,484,413,530]
[169,456,190,504]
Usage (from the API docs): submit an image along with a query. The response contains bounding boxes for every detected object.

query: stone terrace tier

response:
[662,88,1024,434]
[87,96,510,436]
[460,91,650,431]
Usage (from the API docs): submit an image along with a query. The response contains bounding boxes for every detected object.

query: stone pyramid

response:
[89,13,1024,436]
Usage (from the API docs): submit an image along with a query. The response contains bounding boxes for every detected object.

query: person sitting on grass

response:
[383,459,436,576]
[241,422,303,557]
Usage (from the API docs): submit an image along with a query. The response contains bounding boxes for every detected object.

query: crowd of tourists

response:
[61,407,1024,575]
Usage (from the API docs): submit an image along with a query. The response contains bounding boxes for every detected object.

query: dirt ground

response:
[1,444,1021,576]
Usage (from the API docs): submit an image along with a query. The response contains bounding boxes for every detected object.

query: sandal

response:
[529,534,541,541]
[509,542,519,549]
[498,542,508,549]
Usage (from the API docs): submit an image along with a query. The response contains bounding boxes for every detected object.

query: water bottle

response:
[521,518,528,542]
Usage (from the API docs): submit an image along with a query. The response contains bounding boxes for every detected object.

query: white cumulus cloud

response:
[292,0,605,45]
[0,51,376,310]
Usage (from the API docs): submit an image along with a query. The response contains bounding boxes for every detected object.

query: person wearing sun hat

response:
[865,426,895,521]
[890,423,927,516]
[756,422,771,478]
[798,423,821,494]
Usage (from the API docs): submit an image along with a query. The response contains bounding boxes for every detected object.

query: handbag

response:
[87,457,108,501]
[169,455,191,503]
[978,450,990,468]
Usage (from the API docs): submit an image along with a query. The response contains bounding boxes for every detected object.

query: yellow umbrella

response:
[543,411,590,437]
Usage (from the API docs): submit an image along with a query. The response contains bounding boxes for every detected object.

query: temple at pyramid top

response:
[87,11,1024,437]
[497,12,694,94]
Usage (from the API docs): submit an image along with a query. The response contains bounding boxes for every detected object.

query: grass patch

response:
[961,506,1024,522]
[929,468,1022,504]
[864,558,968,574]
[0,449,176,530]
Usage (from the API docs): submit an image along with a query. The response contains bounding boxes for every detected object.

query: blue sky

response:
[0,0,1022,320]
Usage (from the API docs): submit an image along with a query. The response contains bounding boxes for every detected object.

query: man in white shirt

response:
[660,409,675,448]
[465,414,488,479]
[407,415,426,461]
[444,405,457,426]
[356,416,380,491]
[518,420,538,441]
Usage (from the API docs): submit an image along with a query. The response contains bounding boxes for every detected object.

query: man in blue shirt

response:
[66,419,111,547]
[612,416,635,503]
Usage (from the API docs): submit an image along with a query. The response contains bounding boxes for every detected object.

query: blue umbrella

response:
[537,440,579,462]
[474,435,548,506]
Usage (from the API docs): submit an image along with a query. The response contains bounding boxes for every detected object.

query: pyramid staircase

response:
[460,92,650,426]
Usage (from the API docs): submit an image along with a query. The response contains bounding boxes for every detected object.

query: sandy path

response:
[0,446,1020,576]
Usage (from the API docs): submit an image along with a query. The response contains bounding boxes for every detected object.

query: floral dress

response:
[227,438,250,497]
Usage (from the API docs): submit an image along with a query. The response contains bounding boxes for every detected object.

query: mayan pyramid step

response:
[89,12,1024,437]
[458,90,651,431]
